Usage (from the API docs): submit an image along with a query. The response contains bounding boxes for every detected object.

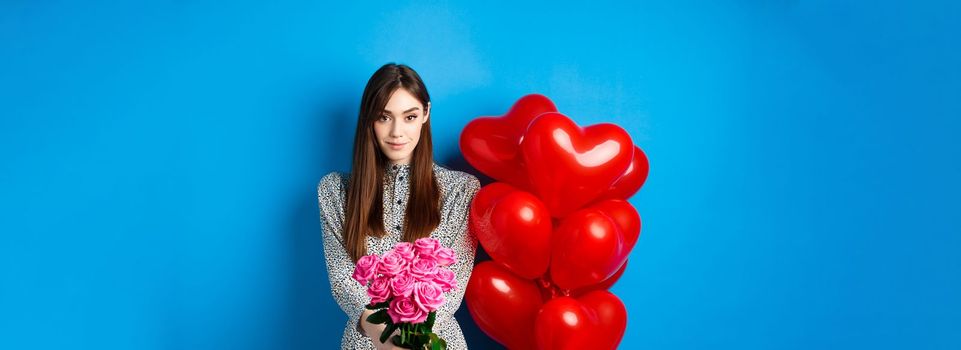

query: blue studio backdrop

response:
[2,1,959,349]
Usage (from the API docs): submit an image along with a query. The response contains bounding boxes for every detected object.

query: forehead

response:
[383,89,423,114]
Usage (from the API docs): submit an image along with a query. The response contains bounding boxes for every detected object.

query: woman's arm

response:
[434,175,481,325]
[317,174,371,328]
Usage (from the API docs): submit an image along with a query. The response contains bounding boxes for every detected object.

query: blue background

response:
[2,0,959,349]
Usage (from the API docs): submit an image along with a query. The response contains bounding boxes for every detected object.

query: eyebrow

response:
[383,107,421,115]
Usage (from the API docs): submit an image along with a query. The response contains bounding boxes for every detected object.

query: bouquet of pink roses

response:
[352,237,458,350]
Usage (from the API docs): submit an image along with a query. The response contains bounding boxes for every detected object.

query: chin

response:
[384,151,411,162]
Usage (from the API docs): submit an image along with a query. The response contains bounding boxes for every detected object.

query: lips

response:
[387,141,407,150]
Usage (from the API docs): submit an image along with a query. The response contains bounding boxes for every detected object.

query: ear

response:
[423,102,430,123]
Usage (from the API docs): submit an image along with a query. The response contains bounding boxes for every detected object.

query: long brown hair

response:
[343,63,441,262]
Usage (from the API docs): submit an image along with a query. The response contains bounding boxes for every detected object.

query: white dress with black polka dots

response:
[317,162,480,350]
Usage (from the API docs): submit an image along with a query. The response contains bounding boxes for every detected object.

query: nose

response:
[389,118,403,138]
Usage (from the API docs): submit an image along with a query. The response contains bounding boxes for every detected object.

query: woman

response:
[317,63,480,349]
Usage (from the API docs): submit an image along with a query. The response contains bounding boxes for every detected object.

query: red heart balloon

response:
[465,261,543,350]
[589,199,642,254]
[470,182,553,279]
[577,291,628,350]
[460,94,558,189]
[520,112,634,218]
[549,199,639,290]
[534,291,627,350]
[571,259,628,297]
[601,145,650,201]
[534,297,594,350]
[549,209,622,290]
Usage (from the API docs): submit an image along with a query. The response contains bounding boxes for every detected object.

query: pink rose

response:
[434,247,456,266]
[377,250,408,277]
[388,295,428,324]
[432,268,457,292]
[414,237,441,257]
[392,242,416,262]
[352,254,380,285]
[390,271,416,298]
[367,275,391,304]
[409,256,439,281]
[412,281,446,312]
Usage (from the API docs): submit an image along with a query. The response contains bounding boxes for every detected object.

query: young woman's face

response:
[374,88,430,165]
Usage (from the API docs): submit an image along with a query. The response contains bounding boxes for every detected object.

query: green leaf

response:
[366,309,388,324]
[366,301,389,310]
[439,338,447,350]
[380,322,399,344]
[429,333,441,350]
[416,334,430,345]
[425,311,436,330]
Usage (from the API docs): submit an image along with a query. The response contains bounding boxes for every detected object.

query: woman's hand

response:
[359,309,404,350]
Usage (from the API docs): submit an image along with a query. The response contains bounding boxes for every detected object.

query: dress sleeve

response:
[435,175,481,325]
[318,173,370,326]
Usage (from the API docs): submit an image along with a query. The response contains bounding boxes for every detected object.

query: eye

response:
[379,115,390,122]
[406,115,417,121]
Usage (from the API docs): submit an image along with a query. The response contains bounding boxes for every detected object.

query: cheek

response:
[372,124,388,139]
[407,123,424,139]
[407,123,423,142]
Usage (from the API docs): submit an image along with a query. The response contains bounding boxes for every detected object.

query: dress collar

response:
[385,162,445,178]
[386,163,411,177]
